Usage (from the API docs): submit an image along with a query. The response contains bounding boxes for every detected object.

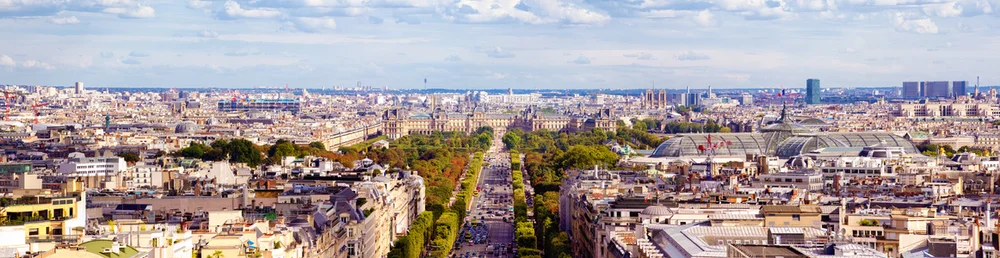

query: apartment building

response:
[0,191,87,254]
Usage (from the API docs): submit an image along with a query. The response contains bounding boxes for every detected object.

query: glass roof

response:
[651,131,918,158]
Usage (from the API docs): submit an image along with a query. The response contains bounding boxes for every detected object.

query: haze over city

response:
[1,0,998,89]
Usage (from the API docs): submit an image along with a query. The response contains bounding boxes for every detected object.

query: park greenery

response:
[172,138,265,167]
[502,124,668,258]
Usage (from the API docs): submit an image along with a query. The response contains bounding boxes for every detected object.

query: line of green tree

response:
[386,130,492,258]
[172,138,265,167]
[511,150,540,258]
[503,124,665,258]
[453,152,485,220]
[387,211,434,258]
[428,212,460,258]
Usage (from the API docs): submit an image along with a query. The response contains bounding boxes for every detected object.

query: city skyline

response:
[1,0,998,89]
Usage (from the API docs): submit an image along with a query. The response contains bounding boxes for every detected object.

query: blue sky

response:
[0,0,997,89]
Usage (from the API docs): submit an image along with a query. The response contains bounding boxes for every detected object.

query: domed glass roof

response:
[641,205,673,216]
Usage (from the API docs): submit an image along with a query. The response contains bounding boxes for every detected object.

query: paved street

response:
[453,138,515,258]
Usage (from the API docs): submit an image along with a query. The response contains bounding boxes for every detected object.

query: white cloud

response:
[122,58,142,65]
[129,51,150,57]
[714,0,793,20]
[364,62,385,75]
[224,49,263,56]
[637,52,655,60]
[445,55,462,61]
[290,17,338,32]
[49,16,80,24]
[922,0,994,17]
[676,51,711,61]
[21,60,54,70]
[0,0,157,19]
[188,0,212,9]
[445,0,609,25]
[894,14,939,34]
[0,55,14,67]
[692,10,717,27]
[217,1,282,19]
[486,71,509,80]
[528,0,610,24]
[571,55,591,64]
[107,4,156,19]
[486,47,516,58]
[198,30,219,38]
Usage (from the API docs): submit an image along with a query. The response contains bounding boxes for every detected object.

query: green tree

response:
[178,142,209,159]
[203,149,227,161]
[226,139,263,167]
[117,152,141,163]
[269,140,298,158]
[590,128,606,140]
[503,131,521,150]
[210,139,230,150]
[633,121,647,131]
[556,145,619,170]
[308,141,326,151]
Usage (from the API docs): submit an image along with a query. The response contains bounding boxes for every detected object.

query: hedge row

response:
[387,211,435,258]
[453,152,485,219]
[429,212,460,258]
[510,150,537,255]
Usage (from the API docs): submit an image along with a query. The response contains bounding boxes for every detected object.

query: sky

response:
[0,0,998,89]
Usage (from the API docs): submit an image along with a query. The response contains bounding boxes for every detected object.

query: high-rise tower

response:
[806,79,821,104]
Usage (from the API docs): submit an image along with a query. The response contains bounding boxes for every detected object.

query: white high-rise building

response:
[75,81,84,95]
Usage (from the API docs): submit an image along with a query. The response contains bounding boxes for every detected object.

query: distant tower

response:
[105,114,110,129]
[806,79,821,104]
[508,88,513,95]
[976,76,981,98]
[75,82,84,95]
[708,85,713,98]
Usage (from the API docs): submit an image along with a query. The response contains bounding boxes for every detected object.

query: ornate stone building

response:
[642,89,668,109]
[381,107,618,139]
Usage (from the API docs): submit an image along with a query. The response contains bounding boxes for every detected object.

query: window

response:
[28,228,38,236]
[792,215,801,221]
[348,244,356,256]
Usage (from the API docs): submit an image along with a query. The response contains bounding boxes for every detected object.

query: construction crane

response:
[2,91,10,121]
[31,102,48,124]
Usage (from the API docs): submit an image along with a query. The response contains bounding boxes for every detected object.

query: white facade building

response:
[57,156,127,176]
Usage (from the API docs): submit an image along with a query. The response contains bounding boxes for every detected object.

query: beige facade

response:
[896,103,1000,117]
[761,205,822,228]
[382,107,617,139]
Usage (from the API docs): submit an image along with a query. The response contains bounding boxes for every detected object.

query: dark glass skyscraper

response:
[953,81,967,97]
[806,79,821,104]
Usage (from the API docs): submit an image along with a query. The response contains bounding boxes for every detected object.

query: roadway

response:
[452,138,515,258]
